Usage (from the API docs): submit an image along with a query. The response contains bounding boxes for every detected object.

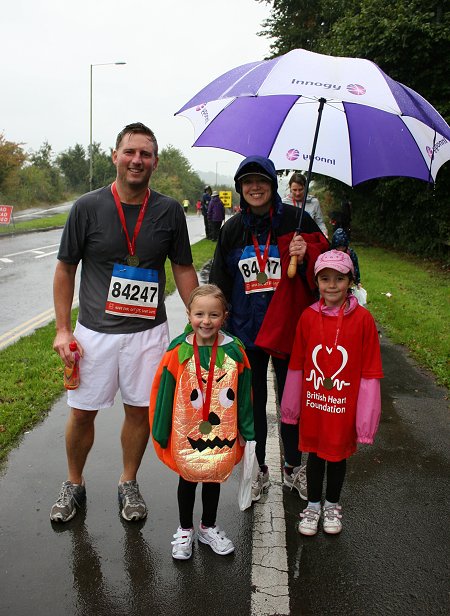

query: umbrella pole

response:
[288,97,326,278]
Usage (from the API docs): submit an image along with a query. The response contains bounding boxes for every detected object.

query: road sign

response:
[0,205,13,225]
[219,191,232,208]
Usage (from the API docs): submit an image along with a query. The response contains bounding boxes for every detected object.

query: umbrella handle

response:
[288,255,298,278]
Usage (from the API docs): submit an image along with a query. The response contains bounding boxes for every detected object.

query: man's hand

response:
[53,332,83,367]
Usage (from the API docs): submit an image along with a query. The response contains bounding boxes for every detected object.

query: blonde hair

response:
[187,284,228,314]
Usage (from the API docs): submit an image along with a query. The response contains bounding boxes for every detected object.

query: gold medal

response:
[256,271,268,284]
[199,420,212,435]
[127,254,140,267]
[323,377,334,390]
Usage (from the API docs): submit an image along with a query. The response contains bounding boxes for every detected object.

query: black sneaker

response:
[118,480,147,521]
[50,480,86,522]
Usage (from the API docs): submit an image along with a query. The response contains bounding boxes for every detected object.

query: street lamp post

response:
[89,61,126,191]
[215,161,228,187]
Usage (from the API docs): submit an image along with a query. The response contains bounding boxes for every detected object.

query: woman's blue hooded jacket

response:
[209,155,324,350]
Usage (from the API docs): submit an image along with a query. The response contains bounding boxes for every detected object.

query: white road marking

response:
[3,243,60,258]
[35,250,59,259]
[0,257,13,263]
[251,370,290,616]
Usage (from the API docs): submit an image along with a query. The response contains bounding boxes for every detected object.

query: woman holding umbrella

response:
[209,155,329,501]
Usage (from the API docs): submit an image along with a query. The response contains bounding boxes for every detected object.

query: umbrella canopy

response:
[176,48,450,186]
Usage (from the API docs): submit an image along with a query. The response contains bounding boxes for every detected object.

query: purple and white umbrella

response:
[176,48,450,187]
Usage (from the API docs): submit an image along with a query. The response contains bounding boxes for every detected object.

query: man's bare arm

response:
[53,260,79,365]
[171,263,199,306]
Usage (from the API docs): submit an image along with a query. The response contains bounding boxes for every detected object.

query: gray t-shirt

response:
[58,185,193,334]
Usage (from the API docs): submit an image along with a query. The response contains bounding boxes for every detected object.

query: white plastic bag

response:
[352,285,367,306]
[237,440,258,511]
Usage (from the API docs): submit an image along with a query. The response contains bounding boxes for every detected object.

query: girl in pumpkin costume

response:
[149,284,255,560]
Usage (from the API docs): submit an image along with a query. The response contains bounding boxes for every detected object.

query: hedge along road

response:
[0,215,206,350]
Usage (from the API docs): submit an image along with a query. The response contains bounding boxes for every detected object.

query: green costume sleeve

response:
[238,365,255,441]
[151,366,176,448]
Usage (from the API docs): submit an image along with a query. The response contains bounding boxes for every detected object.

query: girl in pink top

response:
[281,250,383,536]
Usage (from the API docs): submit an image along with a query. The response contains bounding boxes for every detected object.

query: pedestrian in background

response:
[50,122,198,524]
[283,172,328,238]
[182,198,190,215]
[201,185,212,238]
[331,227,361,286]
[209,155,329,503]
[207,191,225,240]
[149,284,254,560]
[281,250,383,536]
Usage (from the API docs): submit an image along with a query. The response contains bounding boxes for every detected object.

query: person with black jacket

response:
[209,155,329,502]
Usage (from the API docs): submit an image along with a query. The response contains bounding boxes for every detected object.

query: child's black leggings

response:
[177,476,220,529]
[245,348,302,468]
[306,452,347,503]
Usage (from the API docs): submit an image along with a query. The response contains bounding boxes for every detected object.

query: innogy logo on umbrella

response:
[347,84,366,96]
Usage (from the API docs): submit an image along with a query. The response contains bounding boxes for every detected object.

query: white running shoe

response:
[323,505,343,534]
[298,507,321,536]
[171,527,194,560]
[197,524,235,555]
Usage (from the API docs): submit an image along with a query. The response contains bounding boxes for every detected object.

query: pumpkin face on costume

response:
[172,354,242,482]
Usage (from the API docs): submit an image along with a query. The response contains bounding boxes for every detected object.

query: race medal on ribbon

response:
[256,271,268,284]
[323,377,334,390]
[199,420,212,435]
[126,254,140,267]
[127,255,139,267]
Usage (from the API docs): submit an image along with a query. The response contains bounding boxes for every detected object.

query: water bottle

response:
[64,341,80,390]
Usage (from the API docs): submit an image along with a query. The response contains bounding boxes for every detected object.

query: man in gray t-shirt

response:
[50,122,198,524]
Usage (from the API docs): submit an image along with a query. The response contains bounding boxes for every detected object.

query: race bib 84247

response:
[105,263,159,319]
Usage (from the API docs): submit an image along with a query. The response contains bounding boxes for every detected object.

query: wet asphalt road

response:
[284,331,449,615]
[0,224,449,614]
[0,290,254,616]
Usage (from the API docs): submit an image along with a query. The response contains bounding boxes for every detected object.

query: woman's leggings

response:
[177,476,220,529]
[245,348,302,467]
[306,452,347,503]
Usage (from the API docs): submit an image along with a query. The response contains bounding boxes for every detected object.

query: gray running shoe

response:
[283,464,308,500]
[50,480,86,522]
[118,480,147,521]
[251,469,270,502]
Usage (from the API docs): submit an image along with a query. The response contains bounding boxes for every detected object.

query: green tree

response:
[0,134,27,196]
[90,144,116,189]
[57,144,89,193]
[153,145,204,205]
[28,141,66,201]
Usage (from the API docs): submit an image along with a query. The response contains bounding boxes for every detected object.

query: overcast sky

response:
[1,0,274,175]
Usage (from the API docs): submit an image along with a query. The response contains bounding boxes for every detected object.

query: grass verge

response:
[0,213,69,235]
[356,245,449,388]
[0,239,216,465]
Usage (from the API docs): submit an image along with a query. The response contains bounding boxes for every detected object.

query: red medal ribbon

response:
[318,298,346,383]
[111,182,150,257]
[251,208,273,275]
[193,334,219,422]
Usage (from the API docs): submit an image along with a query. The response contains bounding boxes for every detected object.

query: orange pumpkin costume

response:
[150,328,254,483]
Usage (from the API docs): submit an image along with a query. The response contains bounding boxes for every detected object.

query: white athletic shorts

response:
[67,321,170,410]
